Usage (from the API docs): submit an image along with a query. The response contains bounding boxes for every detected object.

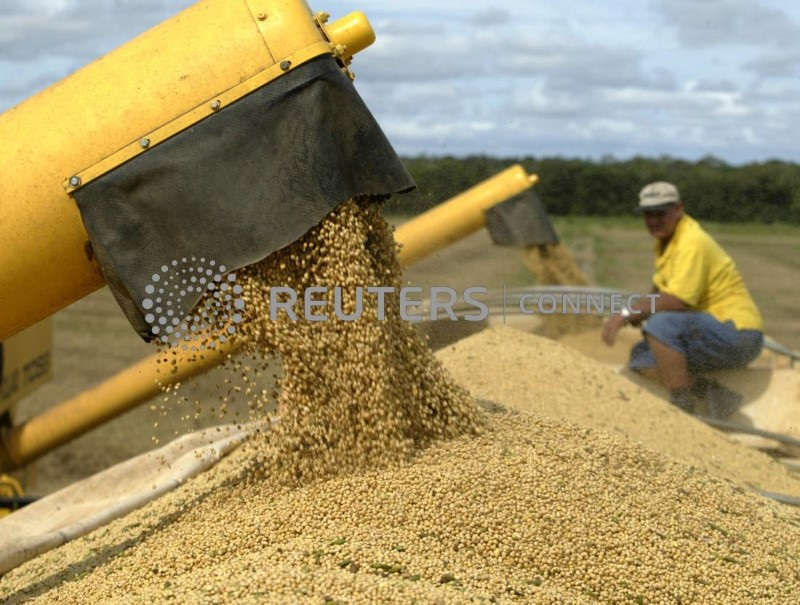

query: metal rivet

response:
[280,60,291,71]
[69,176,81,187]
[257,12,267,21]
[210,100,221,111]
[139,138,151,149]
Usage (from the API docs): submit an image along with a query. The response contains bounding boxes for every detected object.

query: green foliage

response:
[386,155,800,223]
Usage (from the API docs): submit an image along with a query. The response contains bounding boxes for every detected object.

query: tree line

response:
[386,155,800,223]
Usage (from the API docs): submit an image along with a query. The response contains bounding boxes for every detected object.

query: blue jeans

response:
[629,311,763,373]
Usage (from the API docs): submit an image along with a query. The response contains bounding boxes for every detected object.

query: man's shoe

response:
[669,387,696,414]
[692,376,742,420]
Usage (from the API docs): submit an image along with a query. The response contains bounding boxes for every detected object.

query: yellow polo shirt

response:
[652,215,763,331]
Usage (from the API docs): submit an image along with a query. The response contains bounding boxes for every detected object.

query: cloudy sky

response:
[2,0,800,164]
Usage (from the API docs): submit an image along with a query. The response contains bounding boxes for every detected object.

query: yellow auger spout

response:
[0,0,375,343]
[395,165,539,266]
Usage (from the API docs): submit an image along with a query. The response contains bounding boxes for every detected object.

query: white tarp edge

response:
[0,424,251,576]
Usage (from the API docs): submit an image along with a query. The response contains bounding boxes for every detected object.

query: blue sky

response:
[3,0,800,164]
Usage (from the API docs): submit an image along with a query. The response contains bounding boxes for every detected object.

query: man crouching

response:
[602,181,763,418]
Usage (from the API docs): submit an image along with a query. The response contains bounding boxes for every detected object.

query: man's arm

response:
[626,290,688,327]
[602,289,689,345]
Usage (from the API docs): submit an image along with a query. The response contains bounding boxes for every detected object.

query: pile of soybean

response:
[234,199,482,486]
[439,326,800,498]
[2,201,800,603]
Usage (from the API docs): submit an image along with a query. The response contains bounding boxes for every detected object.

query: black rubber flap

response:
[484,189,559,248]
[73,55,415,340]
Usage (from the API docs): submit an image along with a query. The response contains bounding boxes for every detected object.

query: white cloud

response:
[510,86,589,118]
[469,8,511,26]
[744,50,800,78]
[657,0,800,47]
[2,0,800,163]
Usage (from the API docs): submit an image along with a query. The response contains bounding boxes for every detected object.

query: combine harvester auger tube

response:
[0,1,413,343]
[0,164,544,473]
[394,165,544,266]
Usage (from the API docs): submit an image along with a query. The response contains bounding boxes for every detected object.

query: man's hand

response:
[602,289,689,346]
[628,312,646,327]
[602,314,627,346]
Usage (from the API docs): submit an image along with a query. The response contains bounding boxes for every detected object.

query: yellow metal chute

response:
[395,165,539,266]
[0,0,375,343]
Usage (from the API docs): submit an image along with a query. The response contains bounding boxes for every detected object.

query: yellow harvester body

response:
[0,0,373,343]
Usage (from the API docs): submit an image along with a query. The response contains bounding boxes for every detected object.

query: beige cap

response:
[637,181,680,213]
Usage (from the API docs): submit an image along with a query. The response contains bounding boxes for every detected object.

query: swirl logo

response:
[141,258,245,350]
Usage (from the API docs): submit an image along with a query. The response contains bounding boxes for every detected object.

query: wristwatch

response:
[620,307,632,323]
